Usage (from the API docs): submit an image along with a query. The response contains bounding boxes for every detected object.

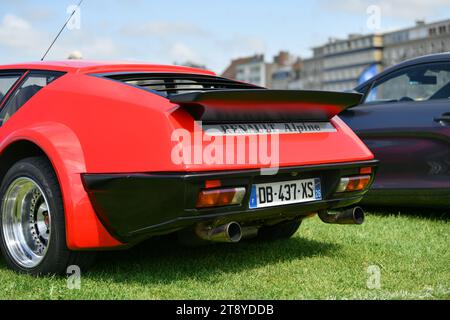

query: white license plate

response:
[249,178,322,209]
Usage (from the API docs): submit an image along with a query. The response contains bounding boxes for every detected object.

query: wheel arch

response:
[0,125,123,250]
[0,140,51,184]
[0,123,87,200]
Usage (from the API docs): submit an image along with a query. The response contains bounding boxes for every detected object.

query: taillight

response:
[360,167,373,175]
[336,175,371,193]
[196,187,246,208]
[205,180,222,189]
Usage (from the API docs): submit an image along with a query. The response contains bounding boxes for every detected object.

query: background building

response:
[270,51,302,89]
[319,34,384,91]
[222,54,272,87]
[383,19,450,67]
[295,47,325,90]
[221,52,301,89]
[221,18,450,91]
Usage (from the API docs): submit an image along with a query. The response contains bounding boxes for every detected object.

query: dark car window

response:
[364,62,450,104]
[0,72,63,125]
[0,74,21,104]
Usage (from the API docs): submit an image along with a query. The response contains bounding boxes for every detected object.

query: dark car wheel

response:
[257,220,302,240]
[0,157,94,276]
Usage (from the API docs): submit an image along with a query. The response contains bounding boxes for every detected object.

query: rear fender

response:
[0,123,122,250]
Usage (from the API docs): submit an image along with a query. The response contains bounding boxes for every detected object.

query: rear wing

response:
[170,90,363,122]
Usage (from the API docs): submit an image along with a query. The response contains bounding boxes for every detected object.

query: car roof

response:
[356,52,450,90]
[0,60,216,76]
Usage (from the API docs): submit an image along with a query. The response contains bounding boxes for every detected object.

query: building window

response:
[429,28,437,36]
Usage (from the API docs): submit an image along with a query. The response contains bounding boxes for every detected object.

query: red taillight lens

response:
[360,167,373,175]
[205,180,222,189]
[336,175,371,193]
[196,187,246,208]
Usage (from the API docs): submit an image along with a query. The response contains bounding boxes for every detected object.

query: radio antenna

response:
[41,0,84,61]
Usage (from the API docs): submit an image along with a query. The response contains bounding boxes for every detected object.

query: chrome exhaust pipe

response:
[318,207,365,225]
[195,222,243,243]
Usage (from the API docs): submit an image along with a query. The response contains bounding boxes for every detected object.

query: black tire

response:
[0,157,95,276]
[257,220,302,241]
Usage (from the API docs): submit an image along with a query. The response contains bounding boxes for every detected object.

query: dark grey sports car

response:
[340,53,450,208]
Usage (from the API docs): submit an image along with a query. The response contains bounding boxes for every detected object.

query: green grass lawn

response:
[0,209,449,300]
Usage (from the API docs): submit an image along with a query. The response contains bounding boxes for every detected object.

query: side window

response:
[365,63,450,104]
[0,72,63,125]
[0,74,21,104]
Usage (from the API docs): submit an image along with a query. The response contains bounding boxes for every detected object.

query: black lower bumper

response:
[83,160,378,243]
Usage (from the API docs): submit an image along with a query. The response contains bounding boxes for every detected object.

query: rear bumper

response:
[83,160,378,244]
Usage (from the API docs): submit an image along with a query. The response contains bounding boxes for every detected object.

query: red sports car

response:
[0,61,376,275]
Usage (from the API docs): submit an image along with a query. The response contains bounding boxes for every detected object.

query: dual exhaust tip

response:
[195,207,365,244]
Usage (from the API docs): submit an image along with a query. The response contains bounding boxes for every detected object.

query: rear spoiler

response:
[170,90,363,122]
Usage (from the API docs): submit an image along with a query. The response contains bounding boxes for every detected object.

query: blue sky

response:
[0,0,449,73]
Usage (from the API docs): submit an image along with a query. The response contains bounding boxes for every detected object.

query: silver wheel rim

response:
[2,177,51,268]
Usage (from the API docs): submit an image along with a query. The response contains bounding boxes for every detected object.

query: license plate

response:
[249,178,322,209]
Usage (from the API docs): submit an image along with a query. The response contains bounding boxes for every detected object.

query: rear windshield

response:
[100,73,264,98]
